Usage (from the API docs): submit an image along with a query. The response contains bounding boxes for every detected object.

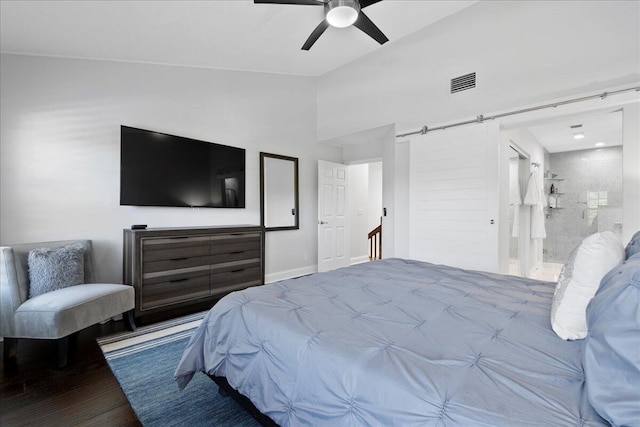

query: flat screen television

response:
[120,126,245,208]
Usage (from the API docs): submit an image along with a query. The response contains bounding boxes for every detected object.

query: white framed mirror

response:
[260,152,299,231]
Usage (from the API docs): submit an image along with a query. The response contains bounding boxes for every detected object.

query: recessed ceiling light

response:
[573,132,585,140]
[595,142,606,147]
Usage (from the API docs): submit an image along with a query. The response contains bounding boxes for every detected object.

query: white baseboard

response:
[265,265,317,284]
[350,255,369,265]
[265,258,370,284]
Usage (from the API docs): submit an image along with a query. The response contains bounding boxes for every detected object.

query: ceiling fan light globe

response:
[326,0,360,28]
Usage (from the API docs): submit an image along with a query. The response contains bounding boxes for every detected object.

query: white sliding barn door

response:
[409,124,499,272]
[318,160,350,272]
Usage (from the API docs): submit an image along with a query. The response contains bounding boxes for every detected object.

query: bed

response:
[175,248,640,426]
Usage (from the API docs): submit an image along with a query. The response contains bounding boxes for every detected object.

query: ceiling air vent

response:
[450,72,476,94]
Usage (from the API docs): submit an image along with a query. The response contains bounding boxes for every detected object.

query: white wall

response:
[393,140,410,259]
[317,0,640,258]
[317,1,639,141]
[343,140,383,164]
[0,54,341,283]
[367,162,383,231]
[348,163,369,263]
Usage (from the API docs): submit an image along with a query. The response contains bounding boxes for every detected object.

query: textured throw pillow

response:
[583,252,640,426]
[550,231,624,340]
[28,243,85,298]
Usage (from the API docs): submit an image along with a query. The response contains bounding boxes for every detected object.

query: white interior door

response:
[409,123,499,272]
[318,160,350,272]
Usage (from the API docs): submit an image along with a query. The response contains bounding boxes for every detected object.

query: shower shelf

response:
[546,207,564,218]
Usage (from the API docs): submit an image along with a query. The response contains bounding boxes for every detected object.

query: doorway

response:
[316,160,384,271]
[348,162,383,264]
[318,123,393,272]
[504,109,624,280]
[508,146,530,277]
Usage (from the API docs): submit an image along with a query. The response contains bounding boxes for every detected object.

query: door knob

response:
[318,220,328,225]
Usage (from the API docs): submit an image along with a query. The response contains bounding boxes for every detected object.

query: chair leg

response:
[57,336,69,368]
[3,337,18,361]
[123,310,137,332]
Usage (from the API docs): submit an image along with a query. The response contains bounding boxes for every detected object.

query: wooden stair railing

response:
[368,220,382,261]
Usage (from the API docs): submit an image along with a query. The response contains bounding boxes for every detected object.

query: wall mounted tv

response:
[120,126,245,208]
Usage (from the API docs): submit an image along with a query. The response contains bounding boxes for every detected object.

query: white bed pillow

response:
[550,231,624,340]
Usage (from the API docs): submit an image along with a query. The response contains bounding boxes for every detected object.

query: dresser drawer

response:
[141,274,210,310]
[211,249,260,265]
[211,233,261,255]
[210,266,262,296]
[142,268,210,286]
[142,236,211,273]
[143,236,211,252]
[143,255,211,274]
[143,244,210,262]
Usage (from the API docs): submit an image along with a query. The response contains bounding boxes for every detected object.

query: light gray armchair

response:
[1,240,135,367]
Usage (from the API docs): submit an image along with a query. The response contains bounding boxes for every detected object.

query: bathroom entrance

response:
[508,146,530,277]
[533,111,623,271]
[507,109,624,281]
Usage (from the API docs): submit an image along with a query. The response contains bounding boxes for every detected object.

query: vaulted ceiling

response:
[0,0,475,76]
[1,1,627,153]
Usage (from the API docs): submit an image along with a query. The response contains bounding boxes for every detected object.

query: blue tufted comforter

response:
[175,258,608,426]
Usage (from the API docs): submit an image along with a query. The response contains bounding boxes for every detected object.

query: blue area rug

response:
[98,313,259,427]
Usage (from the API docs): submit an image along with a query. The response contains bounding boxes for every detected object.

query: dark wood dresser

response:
[123,225,264,320]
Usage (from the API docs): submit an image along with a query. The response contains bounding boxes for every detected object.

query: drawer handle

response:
[230,251,245,255]
[171,257,188,261]
[170,278,189,283]
[231,268,245,273]
[171,236,190,239]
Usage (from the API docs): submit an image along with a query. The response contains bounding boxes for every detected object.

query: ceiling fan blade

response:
[359,0,383,8]
[302,19,330,50]
[353,10,389,45]
[254,0,324,5]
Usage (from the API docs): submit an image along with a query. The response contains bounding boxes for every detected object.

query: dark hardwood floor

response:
[1,320,141,427]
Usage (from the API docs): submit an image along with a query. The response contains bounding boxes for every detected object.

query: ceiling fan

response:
[254,0,388,51]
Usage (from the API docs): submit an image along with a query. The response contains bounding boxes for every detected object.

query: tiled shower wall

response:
[543,146,623,263]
